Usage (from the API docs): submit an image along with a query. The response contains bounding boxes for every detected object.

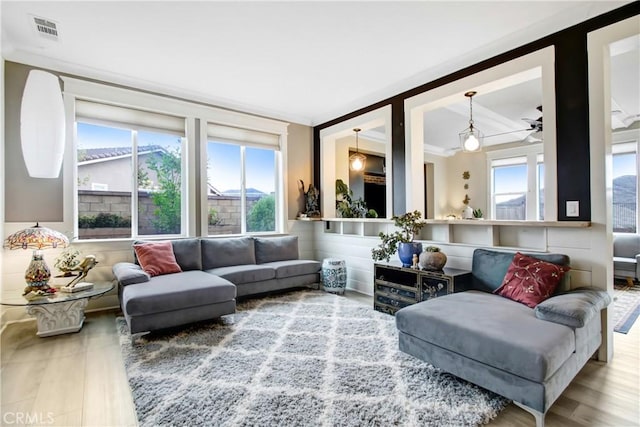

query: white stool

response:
[322,258,347,295]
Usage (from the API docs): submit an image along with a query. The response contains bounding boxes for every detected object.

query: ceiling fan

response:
[485,105,543,142]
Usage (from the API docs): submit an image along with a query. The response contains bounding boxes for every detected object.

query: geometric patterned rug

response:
[117,290,509,426]
[613,281,640,334]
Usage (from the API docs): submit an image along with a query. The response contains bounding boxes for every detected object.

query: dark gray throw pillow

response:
[534,287,612,328]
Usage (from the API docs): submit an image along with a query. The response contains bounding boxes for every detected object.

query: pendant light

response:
[349,128,366,172]
[20,70,66,178]
[459,91,483,152]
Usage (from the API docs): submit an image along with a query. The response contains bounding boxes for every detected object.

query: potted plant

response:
[371,210,425,266]
[419,245,448,270]
[336,179,378,218]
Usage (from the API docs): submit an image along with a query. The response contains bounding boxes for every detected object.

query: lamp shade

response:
[20,70,66,178]
[3,223,69,250]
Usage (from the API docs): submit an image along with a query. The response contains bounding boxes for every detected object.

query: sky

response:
[77,122,180,150]
[613,152,636,179]
[493,164,528,195]
[77,122,276,194]
[207,142,275,194]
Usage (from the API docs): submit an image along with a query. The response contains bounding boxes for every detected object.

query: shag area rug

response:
[117,290,509,426]
[613,281,640,334]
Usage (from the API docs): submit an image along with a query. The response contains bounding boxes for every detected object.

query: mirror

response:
[336,127,387,217]
[320,105,393,218]
[424,69,544,220]
[610,33,640,233]
[404,46,557,220]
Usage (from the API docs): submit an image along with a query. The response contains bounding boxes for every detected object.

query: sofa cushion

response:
[472,249,570,293]
[201,237,256,269]
[112,262,150,286]
[535,287,612,328]
[254,236,298,264]
[206,265,275,284]
[613,256,636,274]
[613,233,640,259]
[262,260,321,279]
[133,241,182,277]
[494,252,570,308]
[171,238,202,271]
[122,270,236,316]
[395,291,576,383]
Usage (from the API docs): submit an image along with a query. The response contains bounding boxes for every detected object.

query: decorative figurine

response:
[299,180,320,217]
[61,255,99,288]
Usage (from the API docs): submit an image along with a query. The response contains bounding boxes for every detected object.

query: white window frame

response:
[612,128,640,233]
[75,120,188,239]
[201,116,287,236]
[486,144,544,220]
[62,77,289,240]
[205,139,281,235]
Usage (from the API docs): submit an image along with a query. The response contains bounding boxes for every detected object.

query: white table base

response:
[25,299,88,337]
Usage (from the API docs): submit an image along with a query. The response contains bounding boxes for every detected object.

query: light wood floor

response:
[1,292,638,427]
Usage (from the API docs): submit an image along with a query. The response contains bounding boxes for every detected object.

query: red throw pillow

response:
[133,241,182,277]
[494,252,570,308]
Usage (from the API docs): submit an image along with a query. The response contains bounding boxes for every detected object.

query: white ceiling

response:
[0,1,633,126]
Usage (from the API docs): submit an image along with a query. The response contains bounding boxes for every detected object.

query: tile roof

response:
[79,145,165,161]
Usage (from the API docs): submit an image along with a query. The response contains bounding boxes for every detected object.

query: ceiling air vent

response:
[31,15,60,41]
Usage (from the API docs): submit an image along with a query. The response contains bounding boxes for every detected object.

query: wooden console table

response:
[374,263,471,315]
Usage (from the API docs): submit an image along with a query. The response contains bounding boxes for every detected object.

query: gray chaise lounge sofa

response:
[112,235,320,334]
[395,248,611,427]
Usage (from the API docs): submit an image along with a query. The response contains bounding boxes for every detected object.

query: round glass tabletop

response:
[0,281,115,306]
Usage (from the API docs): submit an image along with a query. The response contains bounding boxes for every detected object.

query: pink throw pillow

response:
[494,252,570,308]
[133,241,182,277]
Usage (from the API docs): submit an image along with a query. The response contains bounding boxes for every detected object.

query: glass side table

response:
[0,281,115,337]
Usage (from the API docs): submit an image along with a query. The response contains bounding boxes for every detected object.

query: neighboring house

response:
[77,145,167,192]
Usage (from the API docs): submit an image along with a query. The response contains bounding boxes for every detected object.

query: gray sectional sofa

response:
[112,235,321,334]
[395,248,611,427]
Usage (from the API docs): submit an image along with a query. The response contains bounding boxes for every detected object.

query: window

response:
[206,123,281,235]
[488,149,544,220]
[492,157,527,220]
[64,77,288,240]
[537,158,545,220]
[75,101,186,240]
[612,142,637,233]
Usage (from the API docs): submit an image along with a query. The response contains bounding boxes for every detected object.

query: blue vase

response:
[397,242,423,267]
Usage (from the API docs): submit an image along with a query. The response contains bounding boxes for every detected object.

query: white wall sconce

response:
[20,70,66,178]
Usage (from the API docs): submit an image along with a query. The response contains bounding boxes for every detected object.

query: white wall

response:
[444,151,486,218]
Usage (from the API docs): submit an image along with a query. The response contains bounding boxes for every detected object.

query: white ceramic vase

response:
[462,205,473,219]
